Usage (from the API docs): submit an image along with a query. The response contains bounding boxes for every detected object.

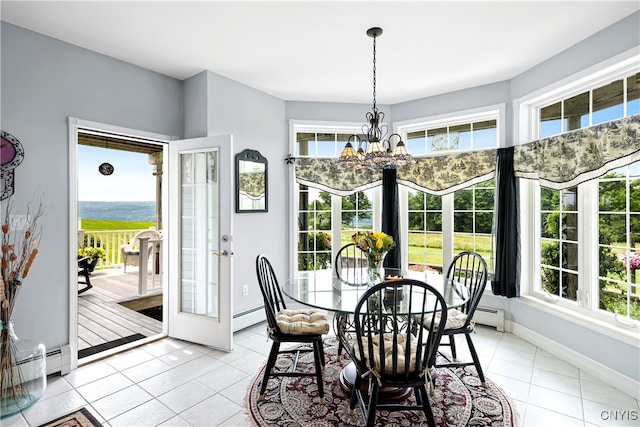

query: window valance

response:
[294,158,382,196]
[239,172,265,198]
[294,149,498,196]
[514,115,640,190]
[396,150,497,195]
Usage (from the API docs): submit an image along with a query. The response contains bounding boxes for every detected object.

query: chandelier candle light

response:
[352,231,395,285]
[338,27,414,169]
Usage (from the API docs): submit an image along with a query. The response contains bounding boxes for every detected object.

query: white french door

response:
[167,135,233,350]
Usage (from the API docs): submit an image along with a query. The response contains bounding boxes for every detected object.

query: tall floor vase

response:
[0,320,46,418]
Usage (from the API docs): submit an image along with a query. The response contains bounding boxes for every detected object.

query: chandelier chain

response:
[372,34,377,111]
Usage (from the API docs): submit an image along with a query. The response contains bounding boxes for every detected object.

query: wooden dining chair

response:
[347,278,448,427]
[427,251,489,386]
[334,243,368,285]
[333,243,369,359]
[255,254,329,403]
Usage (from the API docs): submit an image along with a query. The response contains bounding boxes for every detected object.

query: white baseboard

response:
[511,322,640,400]
[233,307,266,332]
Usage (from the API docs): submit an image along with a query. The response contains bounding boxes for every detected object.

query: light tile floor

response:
[3,323,639,426]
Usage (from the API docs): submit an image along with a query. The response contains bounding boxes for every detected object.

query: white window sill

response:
[517,295,640,347]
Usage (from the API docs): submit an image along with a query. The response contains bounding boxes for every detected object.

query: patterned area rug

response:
[246,337,517,426]
[38,407,103,427]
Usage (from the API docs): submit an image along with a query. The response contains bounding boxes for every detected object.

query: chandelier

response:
[338,27,413,169]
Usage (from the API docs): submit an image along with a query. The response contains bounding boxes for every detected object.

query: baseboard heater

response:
[233,307,266,332]
[15,345,72,381]
[474,307,505,332]
[45,345,71,376]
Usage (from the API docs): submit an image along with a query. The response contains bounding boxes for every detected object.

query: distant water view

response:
[79,201,156,222]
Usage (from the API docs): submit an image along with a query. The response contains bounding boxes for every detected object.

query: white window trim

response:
[394,103,507,149]
[395,105,503,273]
[288,119,385,278]
[514,49,640,338]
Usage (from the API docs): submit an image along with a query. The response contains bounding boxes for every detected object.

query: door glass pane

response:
[180,150,219,318]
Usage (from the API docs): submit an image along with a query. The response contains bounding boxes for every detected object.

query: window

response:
[524,63,640,325]
[405,178,496,275]
[540,187,579,302]
[454,179,496,273]
[399,108,501,274]
[407,119,497,155]
[293,127,380,272]
[598,164,640,321]
[407,191,443,272]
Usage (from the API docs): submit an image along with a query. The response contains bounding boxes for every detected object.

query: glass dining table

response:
[282,267,470,401]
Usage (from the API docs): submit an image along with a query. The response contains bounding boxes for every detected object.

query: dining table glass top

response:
[283,267,469,315]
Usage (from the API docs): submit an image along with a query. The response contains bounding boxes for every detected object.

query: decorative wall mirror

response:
[235,149,268,213]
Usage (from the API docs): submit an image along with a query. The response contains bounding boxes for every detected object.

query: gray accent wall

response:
[1,22,183,349]
[201,70,287,317]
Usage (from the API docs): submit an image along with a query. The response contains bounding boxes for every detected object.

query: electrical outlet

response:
[242,285,249,296]
[10,214,29,231]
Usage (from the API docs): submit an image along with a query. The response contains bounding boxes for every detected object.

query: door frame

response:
[68,117,177,370]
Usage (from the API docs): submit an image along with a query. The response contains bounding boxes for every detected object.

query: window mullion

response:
[331,193,342,264]
[579,180,599,309]
[442,193,454,270]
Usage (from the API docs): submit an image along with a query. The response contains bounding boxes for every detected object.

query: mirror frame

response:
[235,149,268,213]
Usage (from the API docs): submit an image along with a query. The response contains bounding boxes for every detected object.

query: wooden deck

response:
[77,267,164,355]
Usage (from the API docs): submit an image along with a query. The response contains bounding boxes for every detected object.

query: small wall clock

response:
[99,162,114,176]
[1,130,25,200]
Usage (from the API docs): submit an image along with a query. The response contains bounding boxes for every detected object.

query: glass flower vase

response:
[366,253,386,285]
[0,320,47,418]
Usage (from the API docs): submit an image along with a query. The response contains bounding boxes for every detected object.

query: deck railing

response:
[79,229,162,295]
[79,229,144,269]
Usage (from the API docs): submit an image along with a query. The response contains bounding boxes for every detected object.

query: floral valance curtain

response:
[294,150,498,196]
[514,114,640,190]
[294,158,382,196]
[397,149,497,195]
[238,171,265,198]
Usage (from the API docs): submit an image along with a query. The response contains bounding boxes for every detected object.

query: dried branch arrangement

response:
[1,197,45,413]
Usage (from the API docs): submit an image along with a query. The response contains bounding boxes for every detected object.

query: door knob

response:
[212,250,229,257]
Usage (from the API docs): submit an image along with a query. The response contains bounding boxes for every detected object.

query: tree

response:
[341,192,372,226]
[308,191,332,231]
[408,191,442,231]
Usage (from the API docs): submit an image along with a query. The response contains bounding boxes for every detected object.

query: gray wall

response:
[0,22,183,349]
[203,71,287,316]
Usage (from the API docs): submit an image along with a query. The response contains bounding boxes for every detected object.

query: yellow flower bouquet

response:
[351,231,395,284]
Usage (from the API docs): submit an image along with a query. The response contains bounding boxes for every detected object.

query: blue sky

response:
[78,145,156,202]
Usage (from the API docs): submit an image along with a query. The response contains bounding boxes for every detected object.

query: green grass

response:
[337,230,494,270]
[81,219,156,231]
[80,219,157,268]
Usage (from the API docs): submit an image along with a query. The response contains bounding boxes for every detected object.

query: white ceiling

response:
[2,1,638,104]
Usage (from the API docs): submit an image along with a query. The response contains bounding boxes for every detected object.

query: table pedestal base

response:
[339,362,412,403]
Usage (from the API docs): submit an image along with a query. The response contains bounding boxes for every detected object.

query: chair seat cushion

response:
[424,308,468,330]
[124,250,140,255]
[276,309,329,335]
[352,333,420,374]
